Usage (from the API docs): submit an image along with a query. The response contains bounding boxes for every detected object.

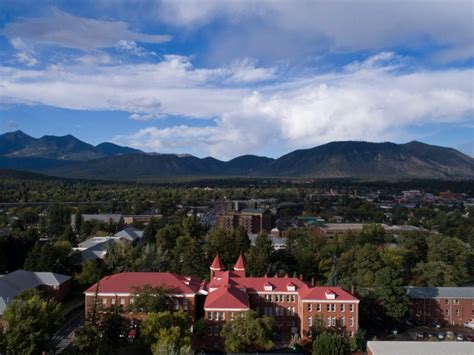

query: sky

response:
[0,0,473,159]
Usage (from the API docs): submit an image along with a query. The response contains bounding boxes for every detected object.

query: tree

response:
[221,310,274,352]
[73,325,101,354]
[141,311,191,353]
[97,306,128,352]
[76,259,105,287]
[104,240,138,273]
[246,233,274,276]
[373,267,409,319]
[172,235,208,278]
[312,332,347,355]
[3,289,62,353]
[131,285,172,313]
[47,203,70,238]
[412,261,456,286]
[24,240,74,274]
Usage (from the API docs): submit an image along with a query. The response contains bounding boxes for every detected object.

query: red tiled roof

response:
[210,254,224,270]
[204,285,249,310]
[234,253,245,271]
[84,272,202,295]
[235,276,309,293]
[300,286,358,301]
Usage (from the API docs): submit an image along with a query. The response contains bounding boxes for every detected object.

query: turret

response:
[210,254,224,279]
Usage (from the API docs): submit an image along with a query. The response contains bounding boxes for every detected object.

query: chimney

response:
[351,285,355,295]
[311,277,315,287]
[299,274,303,280]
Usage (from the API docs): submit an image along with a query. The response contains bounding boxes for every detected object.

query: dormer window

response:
[264,283,273,291]
[325,291,336,300]
[287,283,296,292]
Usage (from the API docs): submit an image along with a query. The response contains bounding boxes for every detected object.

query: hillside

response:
[0,131,472,180]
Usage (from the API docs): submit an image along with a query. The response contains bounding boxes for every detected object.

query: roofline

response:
[84,292,197,297]
[204,307,250,311]
[301,299,359,303]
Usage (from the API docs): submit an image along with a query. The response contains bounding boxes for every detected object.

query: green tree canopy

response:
[3,289,63,354]
[312,332,347,355]
[221,310,274,353]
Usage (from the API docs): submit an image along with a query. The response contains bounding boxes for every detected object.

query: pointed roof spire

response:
[210,254,224,271]
[234,252,246,271]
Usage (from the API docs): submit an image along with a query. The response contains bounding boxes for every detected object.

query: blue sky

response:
[0,0,472,159]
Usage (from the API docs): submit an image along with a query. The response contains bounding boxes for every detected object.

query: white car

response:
[464,322,474,330]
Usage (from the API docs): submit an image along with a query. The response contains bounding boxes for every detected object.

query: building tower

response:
[233,252,246,277]
[210,254,224,279]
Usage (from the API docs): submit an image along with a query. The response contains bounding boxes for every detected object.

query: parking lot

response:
[392,324,474,342]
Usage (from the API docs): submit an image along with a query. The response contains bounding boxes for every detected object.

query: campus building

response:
[85,255,359,350]
[204,254,359,348]
[215,208,272,234]
[406,287,474,326]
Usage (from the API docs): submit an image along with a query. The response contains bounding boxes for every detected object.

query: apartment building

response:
[215,208,272,234]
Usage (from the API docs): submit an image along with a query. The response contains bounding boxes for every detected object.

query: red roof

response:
[85,272,202,295]
[204,285,249,310]
[234,253,245,271]
[300,286,358,301]
[210,254,224,270]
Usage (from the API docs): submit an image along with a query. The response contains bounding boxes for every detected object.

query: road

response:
[51,305,84,353]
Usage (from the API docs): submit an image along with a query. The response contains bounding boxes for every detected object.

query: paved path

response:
[51,305,84,353]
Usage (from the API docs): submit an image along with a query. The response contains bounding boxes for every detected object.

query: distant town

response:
[0,174,473,354]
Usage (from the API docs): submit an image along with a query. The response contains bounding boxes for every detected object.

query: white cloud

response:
[155,0,474,63]
[2,8,171,51]
[0,52,472,159]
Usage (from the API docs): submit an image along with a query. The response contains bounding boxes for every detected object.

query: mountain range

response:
[0,130,473,180]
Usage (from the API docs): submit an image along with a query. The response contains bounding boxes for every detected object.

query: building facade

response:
[84,272,205,321]
[204,254,359,349]
[215,208,272,234]
[406,287,474,326]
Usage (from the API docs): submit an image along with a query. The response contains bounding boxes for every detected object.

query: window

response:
[445,309,449,316]
[208,312,213,320]
[307,303,312,312]
[286,295,291,302]
[327,317,331,326]
[317,303,321,312]
[350,304,354,312]
[174,299,180,310]
[183,299,188,311]
[130,298,135,304]
[230,312,235,320]
[291,295,296,302]
[453,299,460,305]
[349,317,354,327]
[340,317,345,326]
[213,326,220,336]
[341,304,345,312]
[456,309,460,316]
[120,298,125,306]
[102,298,107,306]
[308,316,313,327]
[111,298,116,305]
[329,304,336,312]
[207,326,213,336]
[445,299,450,305]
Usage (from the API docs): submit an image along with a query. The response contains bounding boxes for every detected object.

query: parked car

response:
[456,333,464,341]
[128,329,138,343]
[437,332,445,340]
[431,322,441,329]
[465,335,474,342]
[416,331,426,339]
[464,322,474,330]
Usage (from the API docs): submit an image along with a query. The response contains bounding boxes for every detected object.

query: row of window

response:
[308,316,354,328]
[307,303,354,313]
[100,297,188,311]
[263,294,297,303]
[258,306,296,316]
[207,325,221,337]
[207,311,243,321]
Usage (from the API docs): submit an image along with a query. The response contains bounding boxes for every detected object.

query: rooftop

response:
[367,341,473,355]
[406,286,474,299]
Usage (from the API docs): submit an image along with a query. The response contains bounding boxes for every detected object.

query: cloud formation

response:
[153,0,474,63]
[2,8,170,52]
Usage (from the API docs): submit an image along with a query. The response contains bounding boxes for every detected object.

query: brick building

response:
[406,287,474,326]
[215,208,272,234]
[204,254,359,349]
[84,272,205,321]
